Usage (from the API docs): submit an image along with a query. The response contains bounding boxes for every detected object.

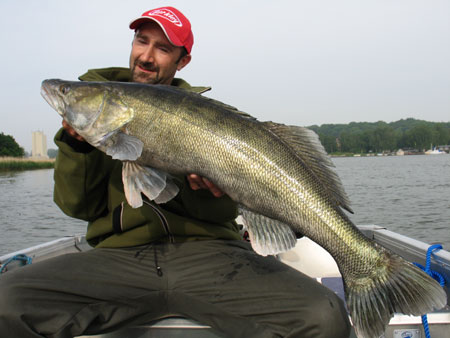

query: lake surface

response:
[0,155,449,256]
[333,155,449,248]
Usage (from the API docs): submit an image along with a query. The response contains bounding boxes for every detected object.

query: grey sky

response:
[0,0,449,152]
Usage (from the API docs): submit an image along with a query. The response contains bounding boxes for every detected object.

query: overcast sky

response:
[1,0,449,152]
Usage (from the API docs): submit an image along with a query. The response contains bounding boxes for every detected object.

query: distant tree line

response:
[3,118,450,159]
[0,132,24,157]
[0,132,59,159]
[308,118,450,154]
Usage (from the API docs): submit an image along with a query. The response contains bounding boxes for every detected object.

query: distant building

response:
[32,131,48,158]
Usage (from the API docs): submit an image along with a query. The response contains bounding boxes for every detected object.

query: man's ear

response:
[177,54,192,71]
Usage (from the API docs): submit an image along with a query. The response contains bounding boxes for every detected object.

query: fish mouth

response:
[40,80,64,116]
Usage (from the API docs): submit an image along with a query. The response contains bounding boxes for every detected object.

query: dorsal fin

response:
[263,122,353,214]
[158,85,257,120]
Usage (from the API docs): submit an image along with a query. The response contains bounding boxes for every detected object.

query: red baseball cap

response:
[129,7,194,54]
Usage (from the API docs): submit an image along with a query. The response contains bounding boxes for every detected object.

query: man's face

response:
[129,21,191,85]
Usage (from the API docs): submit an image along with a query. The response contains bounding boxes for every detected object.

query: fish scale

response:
[41,79,447,338]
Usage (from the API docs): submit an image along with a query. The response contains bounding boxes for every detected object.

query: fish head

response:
[41,79,134,146]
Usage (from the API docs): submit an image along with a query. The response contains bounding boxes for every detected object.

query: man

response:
[0,7,350,338]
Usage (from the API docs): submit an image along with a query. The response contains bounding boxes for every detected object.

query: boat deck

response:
[1,225,449,338]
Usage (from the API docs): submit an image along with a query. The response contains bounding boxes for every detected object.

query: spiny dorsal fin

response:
[158,85,257,120]
[263,122,353,214]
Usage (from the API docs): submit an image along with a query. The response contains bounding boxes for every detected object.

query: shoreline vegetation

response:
[330,152,446,157]
[0,157,55,171]
[1,149,446,172]
[309,119,450,155]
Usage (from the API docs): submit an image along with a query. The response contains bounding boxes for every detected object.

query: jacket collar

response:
[78,67,211,94]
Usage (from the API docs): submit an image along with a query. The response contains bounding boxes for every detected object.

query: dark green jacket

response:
[54,67,241,248]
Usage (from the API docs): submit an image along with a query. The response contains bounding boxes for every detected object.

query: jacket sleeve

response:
[53,128,117,221]
[164,175,239,224]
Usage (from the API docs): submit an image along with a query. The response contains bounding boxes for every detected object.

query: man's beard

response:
[131,60,160,84]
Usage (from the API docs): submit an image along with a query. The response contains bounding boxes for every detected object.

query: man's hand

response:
[62,120,85,142]
[187,174,225,198]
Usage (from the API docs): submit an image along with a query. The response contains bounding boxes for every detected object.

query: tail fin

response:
[346,251,447,338]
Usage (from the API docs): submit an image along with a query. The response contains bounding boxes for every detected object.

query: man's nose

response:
[140,46,155,63]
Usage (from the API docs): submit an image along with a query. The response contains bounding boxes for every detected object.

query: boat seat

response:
[76,316,221,338]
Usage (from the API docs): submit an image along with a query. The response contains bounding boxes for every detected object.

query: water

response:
[333,155,450,248]
[0,155,449,256]
[0,169,85,256]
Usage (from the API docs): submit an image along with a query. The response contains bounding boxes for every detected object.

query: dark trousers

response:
[0,240,350,338]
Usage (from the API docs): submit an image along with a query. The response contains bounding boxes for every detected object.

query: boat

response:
[1,225,449,338]
[425,146,446,155]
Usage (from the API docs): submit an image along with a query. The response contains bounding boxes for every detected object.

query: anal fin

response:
[239,207,297,256]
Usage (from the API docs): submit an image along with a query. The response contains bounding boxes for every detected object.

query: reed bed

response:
[0,157,55,170]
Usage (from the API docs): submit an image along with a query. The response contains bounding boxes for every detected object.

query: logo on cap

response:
[147,9,182,27]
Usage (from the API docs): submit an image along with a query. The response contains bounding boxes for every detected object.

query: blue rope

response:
[413,244,446,338]
[0,254,33,274]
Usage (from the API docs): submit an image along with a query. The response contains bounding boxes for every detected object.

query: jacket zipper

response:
[143,200,175,243]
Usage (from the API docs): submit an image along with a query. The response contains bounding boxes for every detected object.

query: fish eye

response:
[60,85,70,95]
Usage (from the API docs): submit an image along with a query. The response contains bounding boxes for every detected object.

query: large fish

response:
[41,79,446,337]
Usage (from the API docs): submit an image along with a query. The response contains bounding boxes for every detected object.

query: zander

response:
[41,79,446,338]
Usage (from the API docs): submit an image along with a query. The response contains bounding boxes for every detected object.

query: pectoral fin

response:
[105,132,143,161]
[239,207,297,256]
[122,162,179,208]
